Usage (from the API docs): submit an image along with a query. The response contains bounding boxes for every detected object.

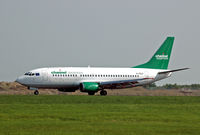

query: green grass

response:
[0,96,200,135]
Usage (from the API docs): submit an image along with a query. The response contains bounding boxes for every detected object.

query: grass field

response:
[0,96,200,135]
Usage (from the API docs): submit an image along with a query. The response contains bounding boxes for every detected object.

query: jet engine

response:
[80,82,100,92]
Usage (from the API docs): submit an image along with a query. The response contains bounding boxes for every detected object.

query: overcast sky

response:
[0,0,199,85]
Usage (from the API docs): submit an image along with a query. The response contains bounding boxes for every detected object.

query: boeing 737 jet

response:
[16,37,188,95]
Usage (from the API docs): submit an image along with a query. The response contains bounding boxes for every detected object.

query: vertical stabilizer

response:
[133,37,174,69]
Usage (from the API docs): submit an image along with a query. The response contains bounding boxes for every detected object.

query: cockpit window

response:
[24,72,29,75]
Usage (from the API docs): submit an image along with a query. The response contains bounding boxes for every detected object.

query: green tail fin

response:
[133,37,174,69]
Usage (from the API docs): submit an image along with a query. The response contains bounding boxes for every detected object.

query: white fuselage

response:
[16,67,170,89]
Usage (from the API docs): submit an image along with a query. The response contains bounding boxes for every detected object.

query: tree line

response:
[144,83,200,90]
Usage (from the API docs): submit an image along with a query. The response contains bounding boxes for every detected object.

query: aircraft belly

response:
[28,79,80,89]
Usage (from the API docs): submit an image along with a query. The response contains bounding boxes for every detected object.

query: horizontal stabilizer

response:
[158,68,189,74]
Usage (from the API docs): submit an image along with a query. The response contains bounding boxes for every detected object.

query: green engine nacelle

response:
[80,82,99,92]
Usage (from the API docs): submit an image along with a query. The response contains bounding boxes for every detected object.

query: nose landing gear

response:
[28,87,39,95]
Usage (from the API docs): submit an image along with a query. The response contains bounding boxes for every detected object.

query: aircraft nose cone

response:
[15,76,24,84]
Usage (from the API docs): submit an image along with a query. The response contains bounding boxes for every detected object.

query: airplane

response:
[16,37,188,96]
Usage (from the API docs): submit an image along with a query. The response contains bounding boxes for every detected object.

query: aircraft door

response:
[41,70,49,82]
[144,71,150,78]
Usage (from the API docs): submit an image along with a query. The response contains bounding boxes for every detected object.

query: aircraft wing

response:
[99,78,154,89]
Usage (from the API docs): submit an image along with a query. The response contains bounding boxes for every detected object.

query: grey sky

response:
[0,0,199,85]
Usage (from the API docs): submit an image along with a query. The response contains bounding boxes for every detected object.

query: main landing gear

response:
[34,90,39,95]
[100,90,107,96]
[87,90,107,96]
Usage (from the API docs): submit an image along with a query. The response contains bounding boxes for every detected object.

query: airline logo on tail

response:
[155,52,168,60]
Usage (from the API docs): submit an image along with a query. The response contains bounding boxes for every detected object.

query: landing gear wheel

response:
[88,91,95,95]
[34,90,39,95]
[100,90,107,96]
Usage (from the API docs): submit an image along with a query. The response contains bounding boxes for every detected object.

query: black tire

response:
[103,90,107,96]
[34,90,39,95]
[88,91,95,95]
[100,90,107,96]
